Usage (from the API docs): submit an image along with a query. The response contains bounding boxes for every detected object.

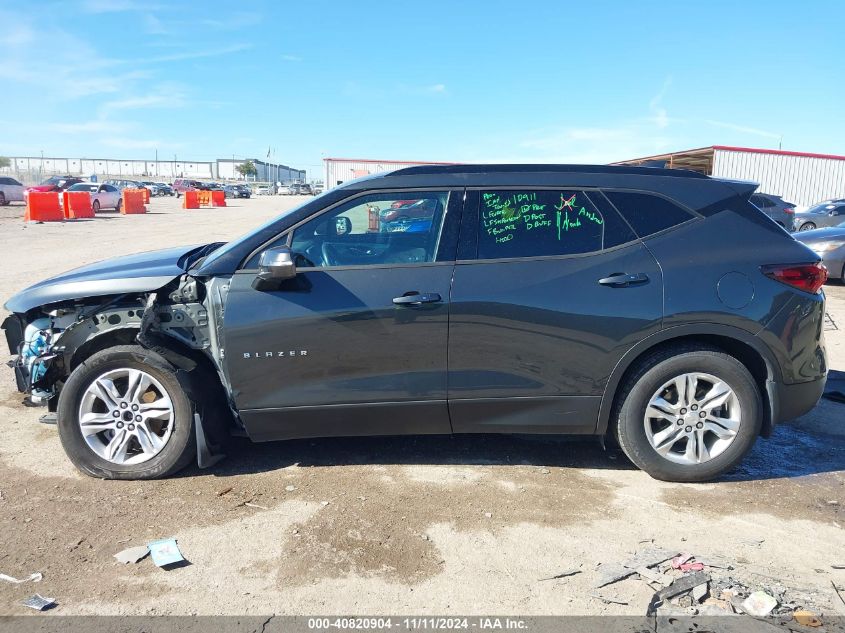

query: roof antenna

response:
[778,136,783,150]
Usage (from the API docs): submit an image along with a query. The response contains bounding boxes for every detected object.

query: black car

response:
[2,165,827,482]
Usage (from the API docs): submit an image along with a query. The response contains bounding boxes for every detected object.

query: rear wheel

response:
[0,192,6,206]
[799,222,816,231]
[57,346,196,479]
[614,346,761,482]
[116,199,122,213]
[92,199,100,213]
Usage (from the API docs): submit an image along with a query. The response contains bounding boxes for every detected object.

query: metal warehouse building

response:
[324,157,455,189]
[617,145,845,208]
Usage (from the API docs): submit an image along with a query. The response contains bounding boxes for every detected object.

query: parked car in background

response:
[172,179,204,197]
[154,182,175,196]
[750,193,796,229]
[794,200,845,231]
[255,184,273,195]
[27,176,84,193]
[794,221,845,280]
[0,176,25,205]
[277,184,295,195]
[105,179,145,192]
[313,184,324,195]
[223,184,251,199]
[297,183,314,195]
[141,181,163,196]
[65,182,122,212]
[1,164,828,482]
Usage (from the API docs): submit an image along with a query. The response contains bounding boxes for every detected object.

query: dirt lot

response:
[0,195,843,616]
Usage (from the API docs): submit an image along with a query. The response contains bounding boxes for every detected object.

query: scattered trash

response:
[0,572,42,584]
[591,593,628,605]
[244,502,268,510]
[742,590,778,617]
[539,567,582,581]
[285,485,296,492]
[793,610,822,627]
[147,538,184,568]
[646,571,710,615]
[692,580,708,603]
[635,566,672,587]
[539,468,550,474]
[216,486,233,497]
[671,554,693,569]
[696,554,734,570]
[595,547,677,588]
[320,501,330,506]
[113,545,150,564]
[23,594,56,611]
[484,512,492,518]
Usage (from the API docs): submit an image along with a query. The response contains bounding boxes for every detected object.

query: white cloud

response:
[649,76,672,129]
[281,54,303,62]
[428,83,447,94]
[143,43,252,63]
[705,120,781,140]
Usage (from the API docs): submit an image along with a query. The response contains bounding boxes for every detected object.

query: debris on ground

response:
[147,538,184,568]
[216,486,233,497]
[22,594,56,611]
[832,580,845,607]
[0,572,42,584]
[591,593,628,605]
[285,485,296,492]
[793,610,823,627]
[539,566,582,581]
[595,547,678,588]
[742,590,778,616]
[244,502,268,510]
[113,545,150,564]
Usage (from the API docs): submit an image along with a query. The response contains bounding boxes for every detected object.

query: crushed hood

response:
[4,244,205,314]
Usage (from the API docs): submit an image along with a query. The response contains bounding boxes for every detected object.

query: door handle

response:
[393,292,442,305]
[597,272,649,287]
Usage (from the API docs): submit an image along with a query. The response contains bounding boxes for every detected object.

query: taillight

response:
[762,263,828,293]
[784,207,795,214]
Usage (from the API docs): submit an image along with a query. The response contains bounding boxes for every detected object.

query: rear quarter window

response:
[603,191,695,238]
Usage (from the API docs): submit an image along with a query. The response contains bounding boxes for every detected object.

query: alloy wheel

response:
[643,372,742,465]
[77,368,175,465]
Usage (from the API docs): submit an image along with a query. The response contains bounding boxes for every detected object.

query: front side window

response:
[477,190,628,259]
[290,191,449,268]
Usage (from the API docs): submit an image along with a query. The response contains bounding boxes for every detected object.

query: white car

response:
[0,176,25,205]
[66,182,123,212]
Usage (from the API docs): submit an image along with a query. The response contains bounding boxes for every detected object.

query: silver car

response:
[794,221,845,280]
[794,200,845,232]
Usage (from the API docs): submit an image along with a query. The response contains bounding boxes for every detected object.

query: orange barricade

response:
[122,189,147,214]
[142,187,151,204]
[24,192,63,222]
[211,190,226,207]
[183,190,200,209]
[62,191,94,219]
[197,190,212,207]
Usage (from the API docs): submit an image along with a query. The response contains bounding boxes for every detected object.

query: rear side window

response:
[477,190,635,260]
[604,191,694,238]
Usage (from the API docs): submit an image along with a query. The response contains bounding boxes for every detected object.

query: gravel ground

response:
[0,195,843,616]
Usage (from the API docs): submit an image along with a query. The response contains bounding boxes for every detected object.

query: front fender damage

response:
[3,274,237,465]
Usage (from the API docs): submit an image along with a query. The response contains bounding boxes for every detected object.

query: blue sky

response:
[1,0,843,178]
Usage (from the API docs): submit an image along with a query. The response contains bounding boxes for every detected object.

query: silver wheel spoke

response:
[652,426,685,455]
[646,405,677,424]
[699,381,732,410]
[136,424,164,454]
[93,378,121,409]
[125,369,151,404]
[140,396,173,420]
[106,429,132,461]
[705,413,740,432]
[694,429,710,462]
[79,412,117,436]
[704,420,737,440]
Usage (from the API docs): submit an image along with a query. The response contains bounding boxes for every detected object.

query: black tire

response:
[57,345,196,479]
[116,199,122,213]
[0,192,6,206]
[798,222,816,231]
[92,199,100,213]
[613,345,762,482]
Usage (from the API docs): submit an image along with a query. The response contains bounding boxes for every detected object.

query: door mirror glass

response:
[252,246,297,290]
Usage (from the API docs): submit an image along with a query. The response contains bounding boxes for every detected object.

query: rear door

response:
[223,188,464,441]
[447,188,663,434]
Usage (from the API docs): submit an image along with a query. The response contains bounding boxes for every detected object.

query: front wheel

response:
[116,199,122,213]
[798,222,816,231]
[57,346,196,479]
[614,346,761,482]
[92,199,100,213]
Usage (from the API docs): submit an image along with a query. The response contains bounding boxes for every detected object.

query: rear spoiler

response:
[716,178,759,199]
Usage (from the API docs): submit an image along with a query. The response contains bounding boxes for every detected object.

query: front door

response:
[448,188,663,434]
[223,188,463,441]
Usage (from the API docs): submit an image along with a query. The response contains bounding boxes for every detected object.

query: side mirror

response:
[252,246,297,291]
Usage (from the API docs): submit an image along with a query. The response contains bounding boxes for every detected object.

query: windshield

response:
[67,183,95,192]
[41,176,61,185]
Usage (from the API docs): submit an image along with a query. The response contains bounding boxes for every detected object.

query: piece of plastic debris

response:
[679,561,705,572]
[539,567,582,581]
[113,545,150,564]
[793,610,822,627]
[596,548,678,588]
[23,594,55,611]
[147,538,184,568]
[742,591,778,617]
[0,572,42,584]
[244,502,268,510]
[320,501,329,506]
[285,485,296,492]
[671,554,694,569]
[484,512,492,518]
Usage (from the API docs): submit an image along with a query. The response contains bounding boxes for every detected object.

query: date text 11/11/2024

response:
[481,192,604,245]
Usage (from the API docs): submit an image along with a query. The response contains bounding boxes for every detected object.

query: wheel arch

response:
[597,324,778,438]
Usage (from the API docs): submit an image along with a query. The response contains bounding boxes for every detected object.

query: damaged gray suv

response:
[3,165,828,481]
